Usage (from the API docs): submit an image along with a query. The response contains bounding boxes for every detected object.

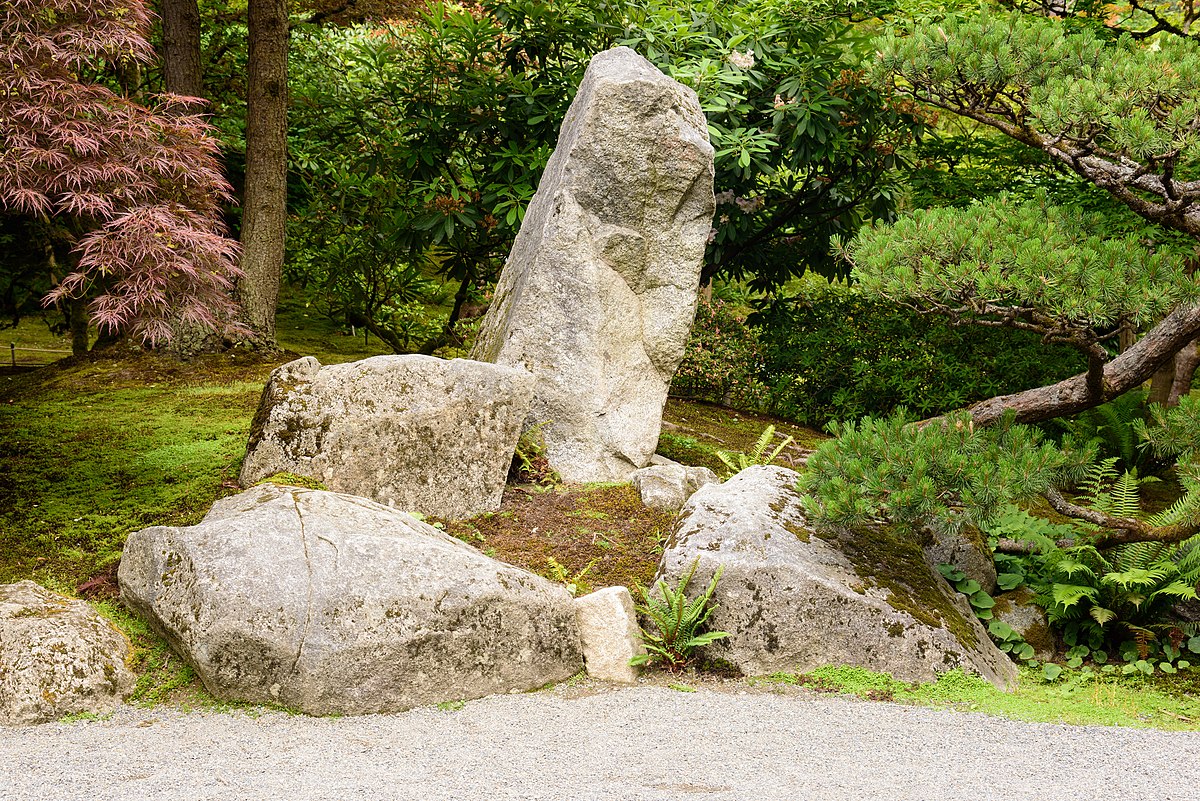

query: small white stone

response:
[574,587,645,684]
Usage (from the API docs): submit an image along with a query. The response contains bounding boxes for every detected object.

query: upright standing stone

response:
[472,47,715,482]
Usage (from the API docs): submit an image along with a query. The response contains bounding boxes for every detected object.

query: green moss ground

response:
[766,665,1200,731]
[2,308,1197,726]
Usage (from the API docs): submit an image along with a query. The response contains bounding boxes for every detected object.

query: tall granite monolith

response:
[472,47,715,482]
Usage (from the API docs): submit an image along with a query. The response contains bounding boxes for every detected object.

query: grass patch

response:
[0,369,261,591]
[657,397,824,474]
[765,665,1200,730]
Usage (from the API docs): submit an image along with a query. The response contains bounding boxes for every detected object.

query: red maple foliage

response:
[0,0,243,344]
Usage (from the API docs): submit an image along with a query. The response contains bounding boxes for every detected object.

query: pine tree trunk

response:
[1168,339,1199,405]
[967,304,1200,426]
[237,0,288,346]
[159,0,203,98]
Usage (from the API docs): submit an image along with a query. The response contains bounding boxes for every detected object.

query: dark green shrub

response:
[753,283,1086,426]
[671,300,769,410]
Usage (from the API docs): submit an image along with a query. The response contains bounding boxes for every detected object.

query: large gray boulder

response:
[0,581,135,725]
[657,466,1018,689]
[471,47,715,483]
[118,485,582,716]
[240,355,533,520]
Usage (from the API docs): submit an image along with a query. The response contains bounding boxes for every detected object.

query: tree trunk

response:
[1148,360,1176,406]
[1168,338,1199,405]
[967,304,1200,426]
[68,298,89,357]
[159,0,203,98]
[237,0,288,346]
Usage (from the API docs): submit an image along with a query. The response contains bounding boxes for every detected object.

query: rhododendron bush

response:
[0,0,242,345]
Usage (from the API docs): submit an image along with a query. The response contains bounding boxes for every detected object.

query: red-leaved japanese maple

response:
[0,0,243,346]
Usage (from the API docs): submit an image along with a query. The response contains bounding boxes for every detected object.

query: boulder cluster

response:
[4,47,1017,724]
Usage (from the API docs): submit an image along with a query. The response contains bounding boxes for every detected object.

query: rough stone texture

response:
[118,485,583,716]
[631,463,719,512]
[922,526,998,594]
[471,47,715,483]
[657,466,1018,689]
[992,588,1058,661]
[0,581,135,725]
[239,354,534,520]
[574,587,644,683]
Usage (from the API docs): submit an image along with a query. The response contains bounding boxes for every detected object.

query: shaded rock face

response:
[922,526,998,595]
[657,466,1018,689]
[0,581,135,725]
[118,485,582,716]
[993,588,1058,662]
[240,355,534,520]
[471,47,715,483]
[631,463,718,512]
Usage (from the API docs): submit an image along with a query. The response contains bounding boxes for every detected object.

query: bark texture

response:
[238,0,288,345]
[968,304,1200,425]
[159,0,203,98]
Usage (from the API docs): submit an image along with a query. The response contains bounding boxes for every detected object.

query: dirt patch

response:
[442,483,676,595]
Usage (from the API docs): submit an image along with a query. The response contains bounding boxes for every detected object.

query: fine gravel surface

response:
[2,685,1198,801]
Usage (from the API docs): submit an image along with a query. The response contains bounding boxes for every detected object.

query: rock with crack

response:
[631,462,718,512]
[655,466,1018,689]
[0,581,135,725]
[239,354,534,520]
[118,484,583,715]
[471,46,715,483]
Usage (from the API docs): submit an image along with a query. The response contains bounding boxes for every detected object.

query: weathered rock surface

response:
[0,581,135,725]
[631,463,719,512]
[240,355,534,520]
[922,525,998,594]
[656,466,1018,689]
[118,485,582,716]
[574,587,644,683]
[471,47,715,483]
[992,588,1058,662]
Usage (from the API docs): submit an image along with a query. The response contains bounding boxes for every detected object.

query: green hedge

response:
[752,284,1086,426]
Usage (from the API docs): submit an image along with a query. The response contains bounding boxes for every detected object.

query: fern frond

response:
[1108,470,1143,520]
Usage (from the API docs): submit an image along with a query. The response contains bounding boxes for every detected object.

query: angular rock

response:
[118,485,582,716]
[0,581,135,725]
[471,47,715,483]
[632,463,718,513]
[240,354,534,520]
[992,588,1058,662]
[922,525,998,595]
[657,466,1018,689]
[574,587,644,683]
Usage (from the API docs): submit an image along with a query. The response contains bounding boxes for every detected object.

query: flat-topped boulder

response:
[0,581,135,725]
[656,466,1018,689]
[119,485,582,716]
[240,354,534,520]
[471,46,715,483]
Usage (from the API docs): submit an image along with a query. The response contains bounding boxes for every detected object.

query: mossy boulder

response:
[119,484,582,716]
[240,354,534,520]
[922,524,997,594]
[0,581,135,724]
[992,587,1058,662]
[655,466,1017,689]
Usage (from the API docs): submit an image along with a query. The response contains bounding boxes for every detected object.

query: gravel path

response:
[2,685,1198,801]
